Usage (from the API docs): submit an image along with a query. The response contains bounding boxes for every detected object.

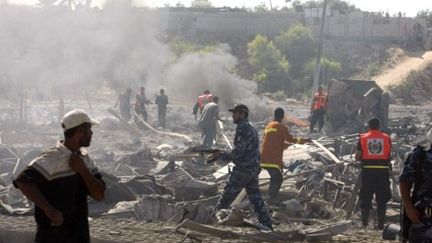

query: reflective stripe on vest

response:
[362,165,389,169]
[265,128,278,134]
[360,130,391,161]
[313,92,327,110]
[261,163,282,171]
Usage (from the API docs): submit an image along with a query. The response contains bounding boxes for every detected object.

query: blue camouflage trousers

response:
[215,167,272,228]
[409,217,432,242]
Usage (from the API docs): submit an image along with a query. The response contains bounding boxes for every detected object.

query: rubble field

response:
[1,95,429,242]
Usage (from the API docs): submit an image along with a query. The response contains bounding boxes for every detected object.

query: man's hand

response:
[405,204,422,224]
[69,153,88,175]
[45,207,64,226]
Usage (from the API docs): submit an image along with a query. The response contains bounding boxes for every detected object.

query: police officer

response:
[355,117,391,230]
[400,133,432,242]
[212,104,273,230]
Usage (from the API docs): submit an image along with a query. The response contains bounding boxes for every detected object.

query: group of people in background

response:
[116,87,168,128]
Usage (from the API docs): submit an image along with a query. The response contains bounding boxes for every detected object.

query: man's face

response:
[78,124,93,147]
[318,87,323,93]
[140,88,145,95]
[232,111,242,124]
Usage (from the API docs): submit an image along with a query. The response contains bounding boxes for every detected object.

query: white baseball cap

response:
[60,109,99,131]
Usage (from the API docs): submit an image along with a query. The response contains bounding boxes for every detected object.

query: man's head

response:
[274,107,285,122]
[160,89,165,95]
[368,117,380,130]
[140,87,145,95]
[228,104,249,124]
[61,109,99,147]
[204,90,210,95]
[318,86,323,93]
[213,96,219,104]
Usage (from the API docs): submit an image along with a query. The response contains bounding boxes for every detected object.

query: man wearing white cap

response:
[13,109,105,243]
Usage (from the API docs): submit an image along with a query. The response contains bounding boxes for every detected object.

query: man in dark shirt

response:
[116,88,132,121]
[135,87,151,122]
[155,89,168,128]
[212,104,273,230]
[400,142,432,242]
[13,109,106,243]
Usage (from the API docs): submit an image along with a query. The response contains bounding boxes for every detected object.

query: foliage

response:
[253,3,269,13]
[417,9,432,27]
[303,0,358,13]
[365,62,381,79]
[274,24,316,80]
[247,35,290,93]
[168,38,217,60]
[301,58,342,92]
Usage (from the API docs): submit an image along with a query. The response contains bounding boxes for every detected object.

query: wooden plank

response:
[312,140,343,164]
[177,219,239,239]
[132,110,192,142]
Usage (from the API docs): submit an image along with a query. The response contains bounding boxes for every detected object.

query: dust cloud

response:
[0,3,270,119]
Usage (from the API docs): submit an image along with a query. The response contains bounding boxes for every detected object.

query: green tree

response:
[302,58,342,92]
[417,9,432,27]
[247,35,290,93]
[304,0,358,13]
[253,3,269,13]
[274,24,316,80]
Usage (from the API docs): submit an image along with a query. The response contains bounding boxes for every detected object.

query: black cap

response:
[228,104,249,114]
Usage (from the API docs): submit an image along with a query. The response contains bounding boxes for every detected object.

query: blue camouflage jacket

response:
[399,145,432,206]
[222,118,261,170]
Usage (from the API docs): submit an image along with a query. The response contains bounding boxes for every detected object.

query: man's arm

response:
[69,155,105,201]
[355,140,362,161]
[282,125,309,145]
[15,181,64,225]
[222,125,252,163]
[400,181,421,224]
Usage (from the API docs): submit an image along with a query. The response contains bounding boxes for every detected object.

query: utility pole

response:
[312,0,328,92]
[269,0,273,11]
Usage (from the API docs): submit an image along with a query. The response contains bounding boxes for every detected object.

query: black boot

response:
[377,206,386,230]
[361,208,370,227]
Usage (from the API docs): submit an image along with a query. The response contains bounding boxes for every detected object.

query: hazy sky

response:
[7,0,431,17]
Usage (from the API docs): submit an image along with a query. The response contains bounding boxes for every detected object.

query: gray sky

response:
[8,0,431,17]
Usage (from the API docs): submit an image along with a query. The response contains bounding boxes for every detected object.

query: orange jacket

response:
[260,121,305,170]
[312,92,328,110]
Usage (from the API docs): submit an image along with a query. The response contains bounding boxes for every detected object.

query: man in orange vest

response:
[261,108,311,205]
[309,86,328,133]
[193,90,214,119]
[355,118,392,230]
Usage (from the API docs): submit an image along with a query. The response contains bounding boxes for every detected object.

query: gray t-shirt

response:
[199,102,219,127]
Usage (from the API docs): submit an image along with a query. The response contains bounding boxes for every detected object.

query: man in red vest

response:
[309,86,328,133]
[355,118,392,230]
[193,90,214,119]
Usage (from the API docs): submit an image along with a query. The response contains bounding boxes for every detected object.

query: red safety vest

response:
[312,92,327,110]
[360,130,391,162]
[197,94,213,110]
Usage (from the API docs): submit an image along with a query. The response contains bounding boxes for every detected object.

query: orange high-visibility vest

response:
[360,130,391,167]
[197,94,213,110]
[312,92,327,110]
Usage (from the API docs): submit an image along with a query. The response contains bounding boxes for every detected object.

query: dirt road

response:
[374,51,432,90]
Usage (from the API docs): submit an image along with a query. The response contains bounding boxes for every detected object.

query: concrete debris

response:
[1,97,428,242]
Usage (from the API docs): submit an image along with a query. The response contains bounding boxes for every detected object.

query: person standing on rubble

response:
[135,87,151,122]
[211,104,273,230]
[261,107,311,205]
[155,89,168,128]
[309,86,328,133]
[355,118,391,230]
[198,96,222,148]
[399,130,432,242]
[13,109,106,243]
[193,89,213,119]
[115,88,132,121]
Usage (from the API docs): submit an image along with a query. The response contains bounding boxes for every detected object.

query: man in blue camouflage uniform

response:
[400,143,432,242]
[212,104,273,230]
